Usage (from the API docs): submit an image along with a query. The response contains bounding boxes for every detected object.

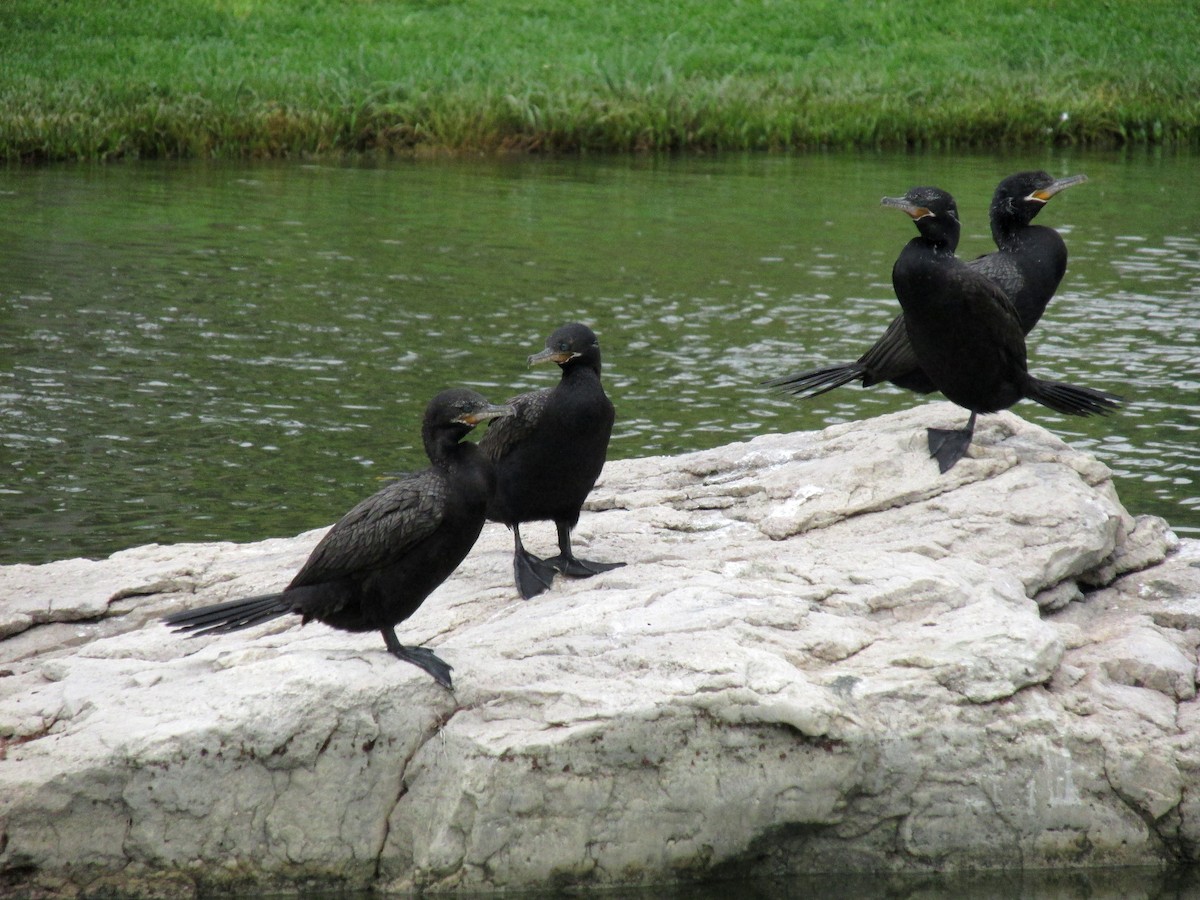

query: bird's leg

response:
[381,626,453,689]
[546,522,626,578]
[512,524,556,600]
[927,411,977,474]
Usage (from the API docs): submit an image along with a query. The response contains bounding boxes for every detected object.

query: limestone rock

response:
[0,404,1194,896]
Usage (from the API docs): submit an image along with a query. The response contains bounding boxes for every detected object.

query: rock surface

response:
[1,403,1196,896]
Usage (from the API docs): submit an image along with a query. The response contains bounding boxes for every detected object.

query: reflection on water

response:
[226,864,1200,899]
[1,152,1197,564]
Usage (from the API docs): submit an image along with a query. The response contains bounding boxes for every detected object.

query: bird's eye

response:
[558,342,570,351]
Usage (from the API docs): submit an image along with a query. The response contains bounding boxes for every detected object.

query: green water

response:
[2,151,1197,565]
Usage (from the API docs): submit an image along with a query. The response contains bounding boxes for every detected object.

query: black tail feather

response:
[1026,379,1123,418]
[764,363,866,400]
[164,593,294,637]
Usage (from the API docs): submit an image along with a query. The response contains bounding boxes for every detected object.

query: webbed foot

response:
[515,548,557,600]
[547,555,626,578]
[388,643,454,689]
[927,421,975,474]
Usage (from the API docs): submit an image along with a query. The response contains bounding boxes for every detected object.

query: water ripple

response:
[2,154,1197,562]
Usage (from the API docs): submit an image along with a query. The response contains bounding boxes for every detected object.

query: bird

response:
[766,171,1088,399]
[880,185,1120,473]
[480,322,624,600]
[163,388,514,689]
[968,170,1088,333]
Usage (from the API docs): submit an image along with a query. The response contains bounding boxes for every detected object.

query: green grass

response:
[3,0,1199,161]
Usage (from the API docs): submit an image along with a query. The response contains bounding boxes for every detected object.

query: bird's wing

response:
[288,471,446,588]
[983,273,1025,336]
[967,269,1030,371]
[857,313,921,379]
[967,251,1024,312]
[477,388,552,461]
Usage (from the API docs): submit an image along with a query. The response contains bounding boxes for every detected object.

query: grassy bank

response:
[3,0,1199,161]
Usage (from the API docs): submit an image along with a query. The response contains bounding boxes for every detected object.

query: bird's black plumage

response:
[880,185,1120,472]
[480,323,623,599]
[163,388,513,688]
[767,171,1087,399]
[969,171,1086,333]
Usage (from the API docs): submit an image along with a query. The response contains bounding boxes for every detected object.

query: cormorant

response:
[480,323,624,600]
[767,171,1088,399]
[163,388,513,688]
[880,185,1120,473]
[969,171,1087,333]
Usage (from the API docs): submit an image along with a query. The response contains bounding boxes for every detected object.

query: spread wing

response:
[858,314,920,378]
[288,470,446,589]
[477,388,552,462]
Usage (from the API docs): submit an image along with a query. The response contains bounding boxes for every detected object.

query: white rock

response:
[0,404,1194,895]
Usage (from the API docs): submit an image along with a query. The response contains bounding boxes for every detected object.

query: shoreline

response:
[4,0,1198,163]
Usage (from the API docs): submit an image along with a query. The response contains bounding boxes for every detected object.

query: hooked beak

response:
[880,195,933,220]
[1030,173,1087,203]
[457,403,514,426]
[528,347,578,366]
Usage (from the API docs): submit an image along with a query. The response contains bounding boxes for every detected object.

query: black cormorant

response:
[768,171,1088,399]
[480,323,623,600]
[969,171,1087,333]
[163,388,513,688]
[880,185,1120,472]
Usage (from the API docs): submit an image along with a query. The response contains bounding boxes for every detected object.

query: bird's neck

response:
[894,237,960,298]
[560,362,602,385]
[993,219,1040,250]
[446,439,480,469]
[914,234,957,257]
[424,426,473,469]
